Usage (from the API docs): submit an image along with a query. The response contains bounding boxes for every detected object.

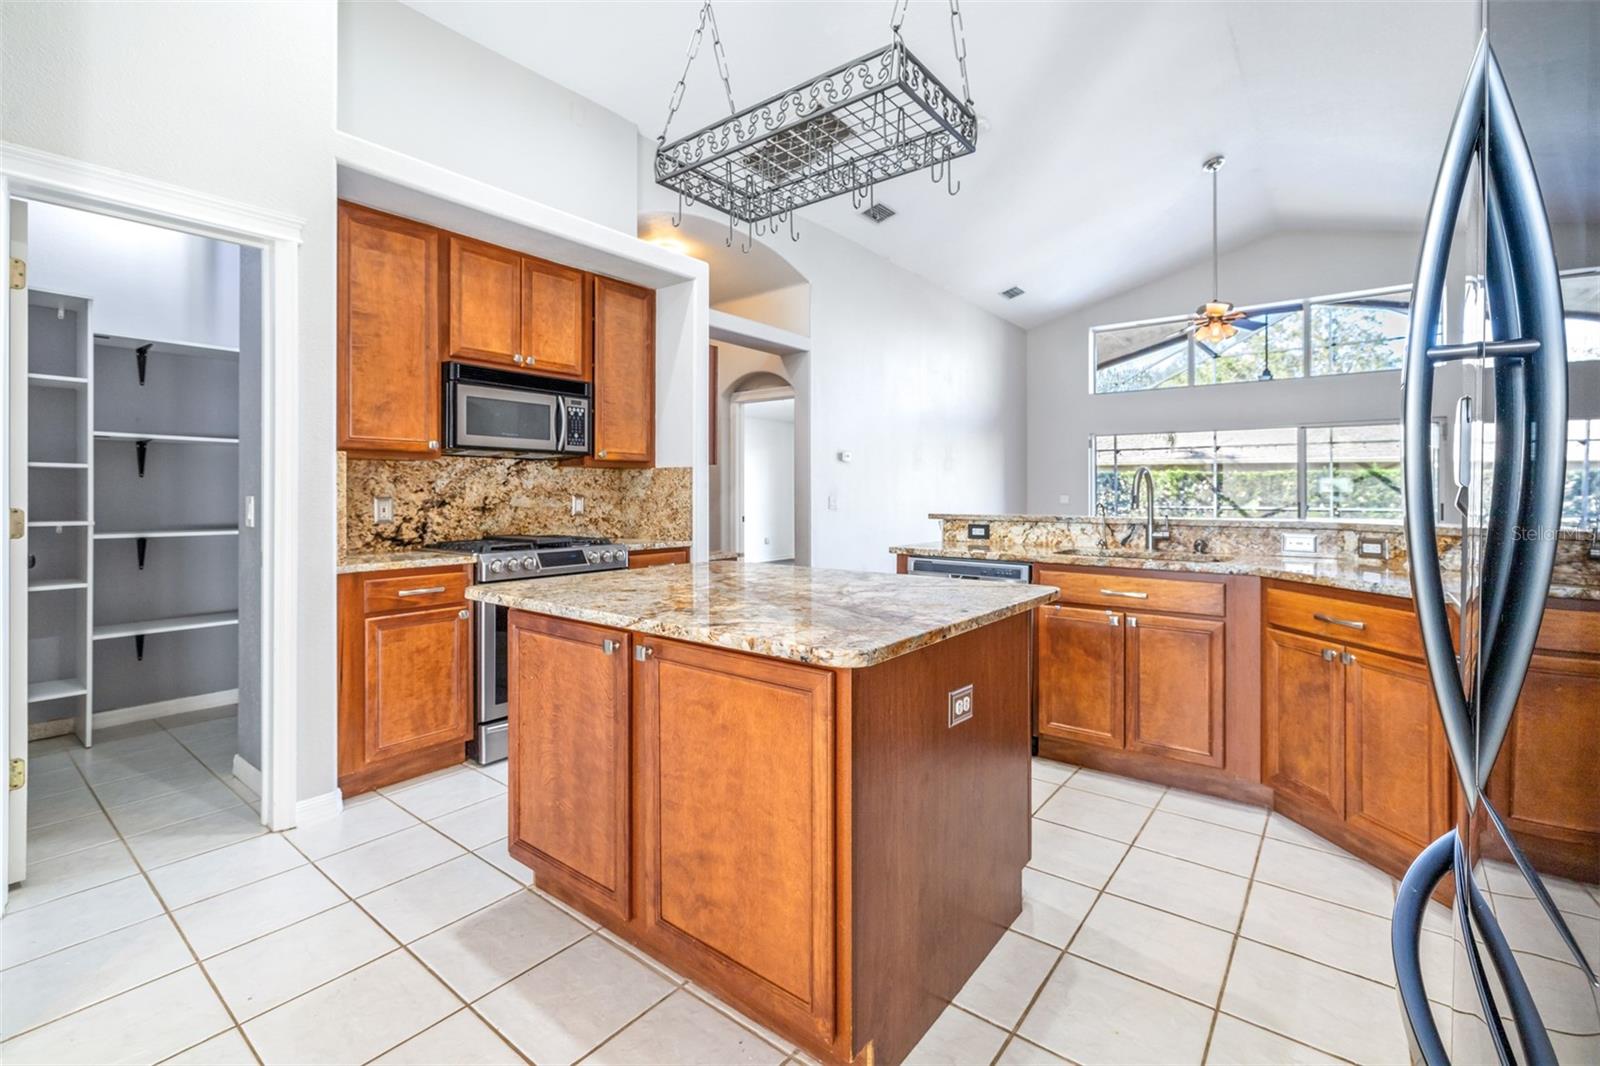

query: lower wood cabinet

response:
[1262,582,1453,866]
[507,613,632,922]
[337,566,473,795]
[1034,567,1227,771]
[628,546,690,568]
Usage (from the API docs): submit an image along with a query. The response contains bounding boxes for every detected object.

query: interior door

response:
[6,195,28,894]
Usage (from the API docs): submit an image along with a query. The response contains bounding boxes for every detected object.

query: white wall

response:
[714,284,811,337]
[2,0,339,802]
[339,0,639,234]
[27,203,241,349]
[1026,229,1437,513]
[740,400,796,563]
[713,343,790,552]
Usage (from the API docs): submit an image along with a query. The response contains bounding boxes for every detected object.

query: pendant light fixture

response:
[1190,155,1246,346]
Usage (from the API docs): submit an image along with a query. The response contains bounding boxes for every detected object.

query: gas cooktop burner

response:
[426,533,629,581]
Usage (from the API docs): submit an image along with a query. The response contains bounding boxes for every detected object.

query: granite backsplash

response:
[340,454,692,555]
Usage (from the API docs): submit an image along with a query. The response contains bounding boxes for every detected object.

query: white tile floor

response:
[7,727,1599,1065]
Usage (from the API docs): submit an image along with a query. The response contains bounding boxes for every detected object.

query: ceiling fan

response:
[1189,155,1248,346]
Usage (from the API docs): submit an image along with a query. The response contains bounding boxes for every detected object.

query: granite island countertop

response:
[466,560,1058,667]
[890,543,1600,602]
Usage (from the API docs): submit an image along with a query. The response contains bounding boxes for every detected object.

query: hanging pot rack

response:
[654,0,978,248]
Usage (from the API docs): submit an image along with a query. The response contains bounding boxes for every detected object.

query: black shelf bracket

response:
[134,634,145,661]
[136,536,148,570]
[136,343,151,386]
[135,439,149,477]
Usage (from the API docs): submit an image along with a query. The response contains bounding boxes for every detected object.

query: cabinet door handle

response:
[458,609,470,619]
[1322,648,1338,661]
[1100,589,1148,599]
[1342,651,1356,666]
[397,586,446,597]
[1313,612,1366,630]
[597,449,608,459]
[1127,616,1139,628]
[512,353,524,365]
[1107,613,1120,627]
[427,439,439,450]
[601,639,618,655]
[634,645,653,662]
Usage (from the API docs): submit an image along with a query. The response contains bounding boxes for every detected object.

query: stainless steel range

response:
[428,534,630,764]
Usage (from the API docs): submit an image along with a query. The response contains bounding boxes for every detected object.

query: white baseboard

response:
[294,789,344,827]
[231,754,263,795]
[95,689,239,729]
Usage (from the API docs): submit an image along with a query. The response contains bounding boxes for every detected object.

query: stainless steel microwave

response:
[442,362,591,458]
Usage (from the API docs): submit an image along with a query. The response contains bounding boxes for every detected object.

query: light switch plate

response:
[1357,535,1388,560]
[373,496,395,524]
[948,684,974,727]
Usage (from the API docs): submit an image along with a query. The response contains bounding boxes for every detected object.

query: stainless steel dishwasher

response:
[903,556,1032,582]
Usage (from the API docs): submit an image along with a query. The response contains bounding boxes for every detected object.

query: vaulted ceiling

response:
[404,0,1481,328]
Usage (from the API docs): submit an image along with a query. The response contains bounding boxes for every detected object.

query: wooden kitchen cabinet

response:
[590,277,655,465]
[634,638,837,1039]
[1126,612,1225,767]
[507,612,632,922]
[337,202,441,457]
[628,547,690,568]
[1261,582,1452,868]
[1035,604,1124,748]
[1263,625,1346,817]
[1034,566,1232,777]
[1485,604,1600,882]
[337,565,474,795]
[447,236,592,381]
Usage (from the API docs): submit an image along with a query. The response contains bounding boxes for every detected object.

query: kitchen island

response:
[467,562,1056,1065]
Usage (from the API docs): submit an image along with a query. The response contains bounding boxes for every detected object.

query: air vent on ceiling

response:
[999,286,1025,300]
[861,202,896,223]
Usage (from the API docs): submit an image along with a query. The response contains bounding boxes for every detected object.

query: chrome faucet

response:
[1129,466,1171,551]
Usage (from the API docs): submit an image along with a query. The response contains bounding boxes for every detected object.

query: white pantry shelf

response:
[28,678,89,703]
[95,527,239,541]
[94,430,240,445]
[96,333,240,361]
[93,611,240,641]
[29,579,88,593]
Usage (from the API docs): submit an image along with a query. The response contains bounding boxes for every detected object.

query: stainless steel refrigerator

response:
[1394,2,1599,1062]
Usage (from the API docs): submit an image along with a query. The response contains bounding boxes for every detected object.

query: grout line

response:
[1199,807,1267,1062]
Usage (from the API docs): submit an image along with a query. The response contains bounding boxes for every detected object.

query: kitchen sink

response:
[1055,547,1232,563]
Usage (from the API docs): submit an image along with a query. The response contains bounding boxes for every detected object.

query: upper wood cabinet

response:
[522,258,591,379]
[337,203,441,456]
[337,565,473,795]
[447,236,591,381]
[591,277,656,465]
[1035,604,1124,748]
[507,612,632,922]
[634,637,836,1040]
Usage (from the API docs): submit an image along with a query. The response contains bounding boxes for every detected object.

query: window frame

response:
[1087,418,1444,522]
[1090,283,1415,395]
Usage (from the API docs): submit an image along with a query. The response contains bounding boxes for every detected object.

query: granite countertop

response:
[466,561,1058,667]
[337,550,478,574]
[890,543,1600,602]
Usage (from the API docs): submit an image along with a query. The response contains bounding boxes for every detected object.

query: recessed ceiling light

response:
[861,202,896,223]
[999,286,1025,299]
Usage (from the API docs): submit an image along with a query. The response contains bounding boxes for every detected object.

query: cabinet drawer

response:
[1036,568,1225,617]
[1535,605,1600,656]
[1264,584,1422,660]
[362,569,470,614]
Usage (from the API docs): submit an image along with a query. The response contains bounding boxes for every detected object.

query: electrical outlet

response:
[827,492,838,511]
[1058,494,1071,506]
[1357,534,1389,560]
[967,522,991,541]
[570,495,585,516]
[1281,531,1317,555]
[373,496,395,524]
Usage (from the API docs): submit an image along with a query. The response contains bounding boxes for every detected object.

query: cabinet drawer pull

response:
[396,586,446,597]
[1100,589,1149,599]
[1313,611,1366,630]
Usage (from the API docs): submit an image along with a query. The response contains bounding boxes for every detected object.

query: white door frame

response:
[729,386,796,562]
[0,143,304,841]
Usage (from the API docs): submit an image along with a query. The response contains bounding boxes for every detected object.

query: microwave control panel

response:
[564,400,590,449]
